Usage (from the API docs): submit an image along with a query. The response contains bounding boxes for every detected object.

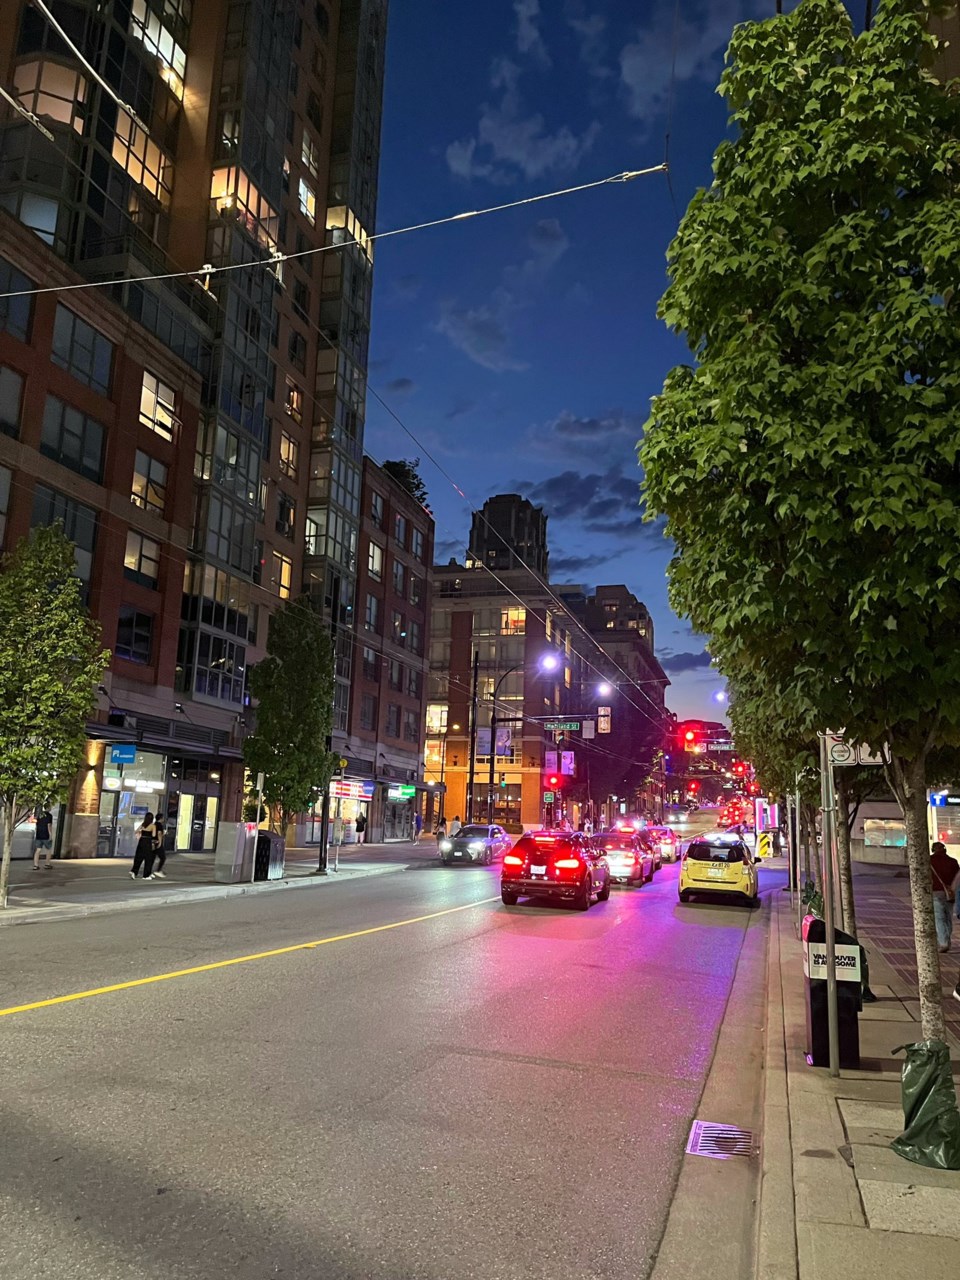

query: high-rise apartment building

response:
[466,493,549,576]
[0,0,387,858]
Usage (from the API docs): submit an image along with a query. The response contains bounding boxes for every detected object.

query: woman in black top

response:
[131,812,157,880]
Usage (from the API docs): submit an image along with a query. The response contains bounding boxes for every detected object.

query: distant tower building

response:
[466,494,549,576]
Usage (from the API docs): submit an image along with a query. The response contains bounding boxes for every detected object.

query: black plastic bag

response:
[891,1040,960,1170]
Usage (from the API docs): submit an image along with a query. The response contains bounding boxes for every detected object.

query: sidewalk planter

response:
[891,1040,960,1171]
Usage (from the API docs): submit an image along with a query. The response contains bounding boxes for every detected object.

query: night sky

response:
[364,1,782,720]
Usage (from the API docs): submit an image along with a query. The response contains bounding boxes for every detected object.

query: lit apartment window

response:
[210,167,279,251]
[298,177,317,225]
[272,551,292,599]
[139,370,178,440]
[500,607,526,635]
[131,0,187,98]
[301,130,321,177]
[131,450,167,514]
[279,431,299,479]
[326,205,373,261]
[284,378,303,423]
[12,60,87,133]
[113,114,172,205]
[368,542,383,580]
[124,530,161,587]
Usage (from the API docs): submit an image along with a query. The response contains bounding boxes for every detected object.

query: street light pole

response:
[466,649,479,823]
[487,663,524,825]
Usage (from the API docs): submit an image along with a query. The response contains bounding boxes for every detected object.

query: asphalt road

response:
[0,852,769,1280]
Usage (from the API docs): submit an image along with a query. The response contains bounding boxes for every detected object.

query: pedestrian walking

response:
[930,841,959,952]
[355,812,367,845]
[448,815,462,838]
[151,816,168,878]
[414,811,423,843]
[131,812,158,880]
[434,816,447,842]
[32,805,54,870]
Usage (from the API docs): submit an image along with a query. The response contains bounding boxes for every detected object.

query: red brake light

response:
[554,858,580,869]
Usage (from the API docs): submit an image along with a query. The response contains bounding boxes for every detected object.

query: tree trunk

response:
[801,802,820,888]
[835,771,858,939]
[0,797,15,910]
[895,754,946,1042]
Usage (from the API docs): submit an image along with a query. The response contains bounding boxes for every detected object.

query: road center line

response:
[0,896,500,1019]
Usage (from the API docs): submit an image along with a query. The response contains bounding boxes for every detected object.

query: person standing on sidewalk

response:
[131,812,158,880]
[413,811,423,843]
[355,811,367,845]
[32,806,54,871]
[151,816,168,878]
[930,841,959,952]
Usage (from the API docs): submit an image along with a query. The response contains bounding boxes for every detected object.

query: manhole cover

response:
[686,1120,756,1160]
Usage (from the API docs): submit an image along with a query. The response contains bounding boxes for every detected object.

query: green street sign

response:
[543,791,555,804]
[543,720,581,732]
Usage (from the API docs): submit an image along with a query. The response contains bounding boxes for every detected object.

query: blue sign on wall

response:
[111,744,137,765]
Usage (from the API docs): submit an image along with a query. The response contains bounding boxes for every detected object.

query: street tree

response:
[243,597,339,837]
[381,458,430,508]
[641,0,960,1042]
[0,527,110,908]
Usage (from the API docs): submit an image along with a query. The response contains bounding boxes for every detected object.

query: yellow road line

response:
[0,896,500,1019]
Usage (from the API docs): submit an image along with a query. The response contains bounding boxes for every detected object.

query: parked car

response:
[593,832,654,886]
[645,825,678,863]
[438,823,512,866]
[501,831,611,910]
[678,835,759,906]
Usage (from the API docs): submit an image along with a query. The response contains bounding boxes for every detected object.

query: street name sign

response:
[544,719,581,732]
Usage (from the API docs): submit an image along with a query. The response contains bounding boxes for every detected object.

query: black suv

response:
[501,831,611,910]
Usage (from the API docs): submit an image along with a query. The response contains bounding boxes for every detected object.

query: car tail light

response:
[503,854,523,866]
[554,858,580,869]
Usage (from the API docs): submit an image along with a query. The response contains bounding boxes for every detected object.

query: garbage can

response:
[253,831,285,881]
[802,914,861,1069]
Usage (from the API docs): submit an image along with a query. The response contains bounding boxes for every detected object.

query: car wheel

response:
[748,893,760,908]
[501,889,519,906]
[679,890,691,903]
[597,875,611,902]
[645,864,655,883]
[574,876,592,911]
[629,874,643,888]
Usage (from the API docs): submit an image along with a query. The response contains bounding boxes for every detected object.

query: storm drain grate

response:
[686,1121,756,1160]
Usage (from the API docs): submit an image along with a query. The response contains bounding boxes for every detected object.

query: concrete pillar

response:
[66,739,105,857]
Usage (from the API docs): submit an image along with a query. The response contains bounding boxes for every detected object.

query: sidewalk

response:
[757,860,960,1280]
[0,842,413,927]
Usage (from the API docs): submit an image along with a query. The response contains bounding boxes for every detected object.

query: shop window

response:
[0,466,10,548]
[131,450,167,514]
[412,528,424,561]
[301,129,320,176]
[364,593,380,634]
[271,550,292,598]
[51,305,113,396]
[12,59,87,133]
[31,484,97,581]
[0,367,24,438]
[279,431,299,479]
[0,257,33,342]
[124,530,161,587]
[116,605,154,664]
[359,693,377,731]
[361,645,378,680]
[298,177,317,225]
[386,703,400,738]
[370,491,383,528]
[40,396,104,483]
[368,541,383,580]
[392,559,405,596]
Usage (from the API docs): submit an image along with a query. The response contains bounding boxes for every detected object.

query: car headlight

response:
[468,841,485,852]
[439,840,452,851]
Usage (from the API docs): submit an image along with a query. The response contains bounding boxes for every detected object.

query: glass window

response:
[394,513,407,547]
[131,0,187,98]
[279,431,299,479]
[409,620,422,655]
[407,667,421,699]
[0,367,24,437]
[359,693,377,731]
[388,658,403,691]
[194,630,246,704]
[392,559,405,596]
[112,113,172,205]
[409,575,423,608]
[0,465,10,547]
[364,593,380,633]
[370,491,383,527]
[361,646,377,681]
[403,709,419,743]
[140,370,179,439]
[124,530,161,587]
[425,703,448,734]
[0,257,33,341]
[301,129,321,176]
[209,167,279,252]
[284,378,303,423]
[51,306,114,395]
[276,492,296,538]
[298,177,317,225]
[386,704,400,738]
[412,528,424,561]
[368,541,383,579]
[288,330,307,372]
[500,607,526,635]
[131,450,167,514]
[116,605,154,664]
[31,485,97,581]
[40,395,104,483]
[391,609,405,644]
[272,551,292,598]
[12,59,87,132]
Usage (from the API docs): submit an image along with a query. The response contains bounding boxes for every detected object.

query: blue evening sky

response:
[363,1,806,719]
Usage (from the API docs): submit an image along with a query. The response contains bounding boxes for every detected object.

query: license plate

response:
[708,866,727,878]
[531,864,547,877]
[453,851,462,858]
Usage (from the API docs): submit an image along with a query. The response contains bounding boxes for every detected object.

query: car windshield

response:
[686,840,747,863]
[456,826,490,838]
[597,835,634,849]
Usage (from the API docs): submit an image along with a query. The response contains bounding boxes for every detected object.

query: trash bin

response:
[802,914,861,1069]
[215,822,258,883]
[253,831,285,881]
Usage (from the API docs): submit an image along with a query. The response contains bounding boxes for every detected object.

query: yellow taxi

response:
[678,834,759,907]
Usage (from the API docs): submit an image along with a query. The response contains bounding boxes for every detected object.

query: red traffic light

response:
[684,730,696,743]
[547,774,560,788]
[687,780,700,792]
[734,763,746,776]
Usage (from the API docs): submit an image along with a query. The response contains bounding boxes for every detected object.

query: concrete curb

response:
[0,863,403,927]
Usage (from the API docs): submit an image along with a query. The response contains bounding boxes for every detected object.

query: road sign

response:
[826,736,857,767]
[856,745,885,767]
[543,791,555,804]
[544,719,581,732]
[339,757,349,769]
[597,706,611,734]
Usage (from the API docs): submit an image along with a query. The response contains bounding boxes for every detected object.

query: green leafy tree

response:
[0,527,110,907]
[641,0,960,1042]
[243,598,339,835]
[381,458,430,508]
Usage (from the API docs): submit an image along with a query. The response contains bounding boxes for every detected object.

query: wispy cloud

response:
[660,649,712,674]
[436,301,528,372]
[515,0,550,65]
[385,377,416,396]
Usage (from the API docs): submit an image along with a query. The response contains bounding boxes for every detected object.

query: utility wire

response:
[664,0,683,223]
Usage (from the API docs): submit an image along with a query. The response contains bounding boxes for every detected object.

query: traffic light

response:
[687,780,700,793]
[734,762,746,777]
[499,773,507,789]
[547,774,560,789]
[684,729,696,744]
